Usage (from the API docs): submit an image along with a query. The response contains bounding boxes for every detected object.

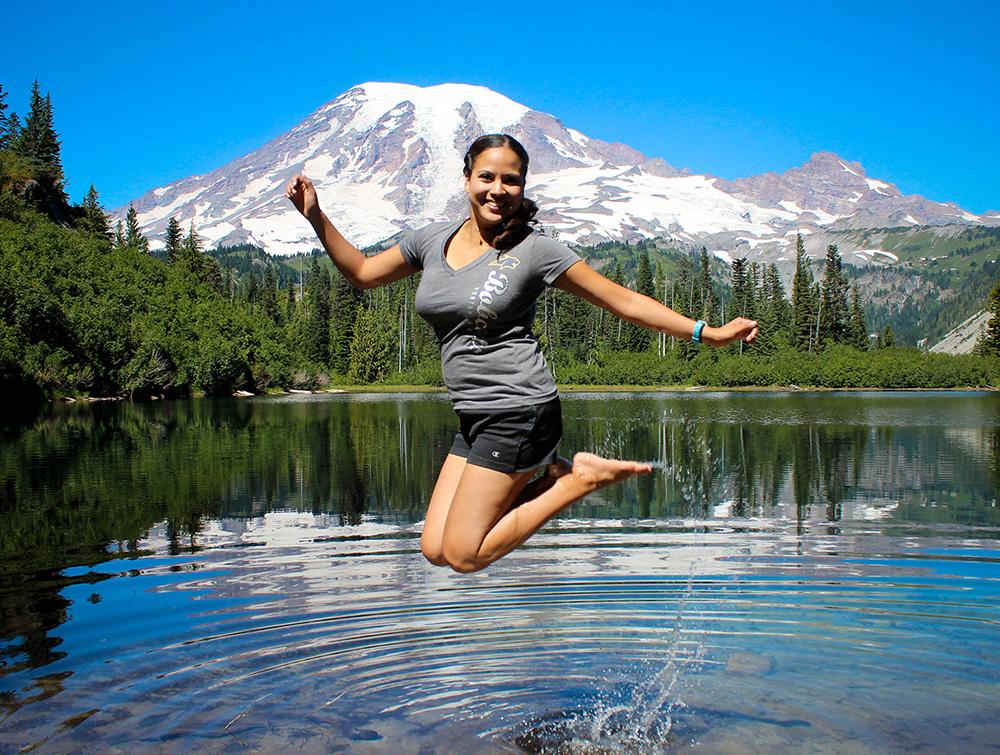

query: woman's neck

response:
[465,217,500,248]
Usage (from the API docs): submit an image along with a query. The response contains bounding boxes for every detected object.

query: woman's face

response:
[465,146,525,228]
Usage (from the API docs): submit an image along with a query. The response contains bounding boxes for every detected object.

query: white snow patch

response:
[713,250,734,263]
[567,128,589,147]
[136,187,205,225]
[231,176,280,206]
[775,200,837,225]
[961,211,980,222]
[242,179,406,253]
[839,161,861,177]
[864,177,890,195]
[532,170,792,244]
[350,82,529,136]
[853,249,899,263]
[543,133,597,164]
[802,206,840,225]
[849,191,863,203]
[303,153,337,178]
[904,214,920,225]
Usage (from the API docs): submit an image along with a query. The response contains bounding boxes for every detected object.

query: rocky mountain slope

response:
[930,310,990,354]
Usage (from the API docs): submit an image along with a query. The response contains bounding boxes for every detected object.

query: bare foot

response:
[570,452,652,491]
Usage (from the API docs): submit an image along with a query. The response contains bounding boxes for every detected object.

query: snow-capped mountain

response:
[119,82,991,260]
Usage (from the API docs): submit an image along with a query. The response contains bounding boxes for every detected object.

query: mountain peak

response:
[120,81,985,256]
[800,151,869,178]
[329,81,531,135]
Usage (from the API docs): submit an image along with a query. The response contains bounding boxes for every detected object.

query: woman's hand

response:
[285,174,321,223]
[703,318,759,347]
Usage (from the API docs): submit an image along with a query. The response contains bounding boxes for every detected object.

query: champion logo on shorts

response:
[491,450,501,458]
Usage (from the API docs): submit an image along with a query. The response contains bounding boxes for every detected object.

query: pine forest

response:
[2,80,1000,404]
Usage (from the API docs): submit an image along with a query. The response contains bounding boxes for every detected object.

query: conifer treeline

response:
[1,79,997,400]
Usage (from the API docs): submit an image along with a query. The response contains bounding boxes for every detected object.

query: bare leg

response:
[508,456,572,509]
[420,454,467,566]
[421,455,570,564]
[441,452,651,573]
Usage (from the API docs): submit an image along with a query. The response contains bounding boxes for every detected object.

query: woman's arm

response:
[554,260,758,346]
[286,175,418,290]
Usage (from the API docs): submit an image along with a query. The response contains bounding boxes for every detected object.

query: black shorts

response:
[450,397,563,474]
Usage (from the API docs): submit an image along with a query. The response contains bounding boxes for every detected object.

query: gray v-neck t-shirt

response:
[399,220,582,411]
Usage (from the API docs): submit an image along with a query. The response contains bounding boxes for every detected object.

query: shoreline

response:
[49,383,999,404]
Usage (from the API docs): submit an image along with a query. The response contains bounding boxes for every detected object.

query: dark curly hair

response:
[463,134,538,251]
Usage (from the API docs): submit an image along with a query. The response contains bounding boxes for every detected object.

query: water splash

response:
[510,573,703,752]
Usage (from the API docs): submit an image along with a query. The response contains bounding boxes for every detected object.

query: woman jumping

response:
[286,134,757,573]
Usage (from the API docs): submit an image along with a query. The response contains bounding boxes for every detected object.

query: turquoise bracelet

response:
[691,320,707,344]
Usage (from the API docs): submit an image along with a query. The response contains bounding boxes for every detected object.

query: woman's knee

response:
[441,538,485,574]
[420,533,449,567]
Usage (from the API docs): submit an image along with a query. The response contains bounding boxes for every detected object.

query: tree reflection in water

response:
[2,392,999,706]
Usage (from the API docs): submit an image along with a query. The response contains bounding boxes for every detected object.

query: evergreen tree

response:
[261,266,280,324]
[756,263,789,350]
[636,251,655,297]
[303,258,331,364]
[285,282,298,325]
[731,258,751,318]
[113,220,125,250]
[554,286,594,359]
[180,222,221,289]
[19,81,45,159]
[39,94,63,181]
[820,244,849,345]
[976,279,1000,356]
[791,234,818,351]
[730,258,758,354]
[79,185,111,239]
[347,303,395,383]
[244,269,259,306]
[624,252,654,351]
[848,283,869,351]
[2,111,22,151]
[163,217,183,264]
[0,83,8,146]
[182,221,201,260]
[765,263,789,322]
[20,81,63,185]
[748,262,761,320]
[124,206,149,253]
[880,325,895,349]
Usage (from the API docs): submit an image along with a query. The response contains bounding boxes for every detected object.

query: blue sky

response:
[3,0,997,212]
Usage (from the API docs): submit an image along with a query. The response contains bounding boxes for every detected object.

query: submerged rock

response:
[725,652,776,676]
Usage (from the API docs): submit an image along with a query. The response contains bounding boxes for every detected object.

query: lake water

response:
[2,391,999,753]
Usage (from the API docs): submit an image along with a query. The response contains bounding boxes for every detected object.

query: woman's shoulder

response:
[517,228,582,283]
